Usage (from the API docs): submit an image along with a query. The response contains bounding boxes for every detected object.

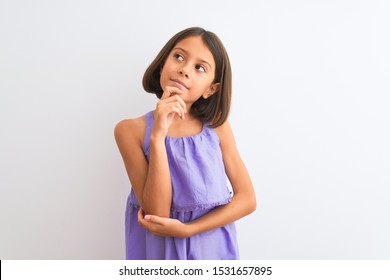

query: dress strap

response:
[142,111,154,155]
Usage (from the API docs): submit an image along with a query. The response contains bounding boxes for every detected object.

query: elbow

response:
[141,192,171,218]
[246,195,257,215]
[234,192,257,216]
[142,204,170,218]
[153,210,170,218]
[144,209,170,218]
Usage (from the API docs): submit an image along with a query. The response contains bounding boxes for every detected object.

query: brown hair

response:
[142,27,232,128]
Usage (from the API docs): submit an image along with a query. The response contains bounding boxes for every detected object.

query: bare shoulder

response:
[114,115,147,147]
[214,120,236,145]
[214,120,241,158]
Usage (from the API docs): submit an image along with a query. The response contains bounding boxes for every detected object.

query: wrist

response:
[183,222,196,238]
[150,134,166,144]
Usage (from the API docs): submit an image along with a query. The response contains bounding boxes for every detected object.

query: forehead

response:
[173,36,215,66]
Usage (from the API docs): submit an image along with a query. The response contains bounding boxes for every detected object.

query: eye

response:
[195,65,206,72]
[174,53,184,61]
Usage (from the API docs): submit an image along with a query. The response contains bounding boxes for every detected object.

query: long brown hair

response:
[142,27,232,128]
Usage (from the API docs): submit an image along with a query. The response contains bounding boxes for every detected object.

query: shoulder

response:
[114,115,147,148]
[214,120,240,155]
[214,120,235,144]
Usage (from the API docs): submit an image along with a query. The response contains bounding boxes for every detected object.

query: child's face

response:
[160,36,220,104]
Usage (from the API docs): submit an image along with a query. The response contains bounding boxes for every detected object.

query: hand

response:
[138,208,190,238]
[152,86,187,140]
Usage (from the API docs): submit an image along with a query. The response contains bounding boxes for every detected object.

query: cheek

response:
[161,60,175,72]
[159,66,170,81]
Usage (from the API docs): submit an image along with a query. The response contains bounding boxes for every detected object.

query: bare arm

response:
[114,87,187,218]
[141,133,172,217]
[138,120,256,237]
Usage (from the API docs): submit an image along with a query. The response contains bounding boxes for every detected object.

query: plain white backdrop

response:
[1,0,389,259]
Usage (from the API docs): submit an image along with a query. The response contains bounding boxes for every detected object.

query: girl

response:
[115,27,256,260]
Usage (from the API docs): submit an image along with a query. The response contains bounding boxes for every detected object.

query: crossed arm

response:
[115,116,256,238]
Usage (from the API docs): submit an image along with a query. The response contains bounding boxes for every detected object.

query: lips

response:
[171,79,189,90]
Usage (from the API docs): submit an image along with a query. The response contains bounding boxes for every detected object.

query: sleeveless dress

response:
[125,111,239,259]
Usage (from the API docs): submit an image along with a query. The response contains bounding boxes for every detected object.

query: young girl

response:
[115,27,256,260]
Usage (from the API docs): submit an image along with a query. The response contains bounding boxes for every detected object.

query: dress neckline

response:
[149,111,206,140]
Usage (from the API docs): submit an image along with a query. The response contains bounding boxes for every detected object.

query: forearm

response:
[186,192,256,236]
[141,137,172,217]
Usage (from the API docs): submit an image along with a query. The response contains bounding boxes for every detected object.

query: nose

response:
[178,67,189,78]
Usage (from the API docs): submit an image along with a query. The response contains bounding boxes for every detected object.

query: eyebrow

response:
[172,47,213,70]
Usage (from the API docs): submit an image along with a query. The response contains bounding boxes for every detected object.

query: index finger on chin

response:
[161,86,184,100]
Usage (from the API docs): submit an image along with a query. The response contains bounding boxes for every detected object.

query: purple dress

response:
[125,111,239,259]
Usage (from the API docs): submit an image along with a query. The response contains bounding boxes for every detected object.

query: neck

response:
[168,112,203,138]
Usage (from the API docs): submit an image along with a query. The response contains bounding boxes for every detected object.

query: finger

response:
[172,95,187,114]
[137,208,145,223]
[165,96,187,116]
[170,101,186,118]
[161,86,185,100]
[157,92,187,114]
[144,214,164,225]
[156,101,186,119]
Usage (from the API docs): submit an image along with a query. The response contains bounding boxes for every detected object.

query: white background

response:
[1,0,389,259]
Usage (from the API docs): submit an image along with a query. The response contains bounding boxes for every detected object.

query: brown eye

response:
[174,54,184,61]
[195,65,206,72]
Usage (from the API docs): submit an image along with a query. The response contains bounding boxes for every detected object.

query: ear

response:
[202,83,220,99]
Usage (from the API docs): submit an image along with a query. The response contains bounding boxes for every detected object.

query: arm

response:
[114,118,169,217]
[138,120,256,237]
[114,87,186,218]
[114,118,174,218]
[142,134,172,217]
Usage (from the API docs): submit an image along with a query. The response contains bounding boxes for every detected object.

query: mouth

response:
[171,79,189,90]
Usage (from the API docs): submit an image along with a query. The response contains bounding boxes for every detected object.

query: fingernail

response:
[145,215,151,220]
